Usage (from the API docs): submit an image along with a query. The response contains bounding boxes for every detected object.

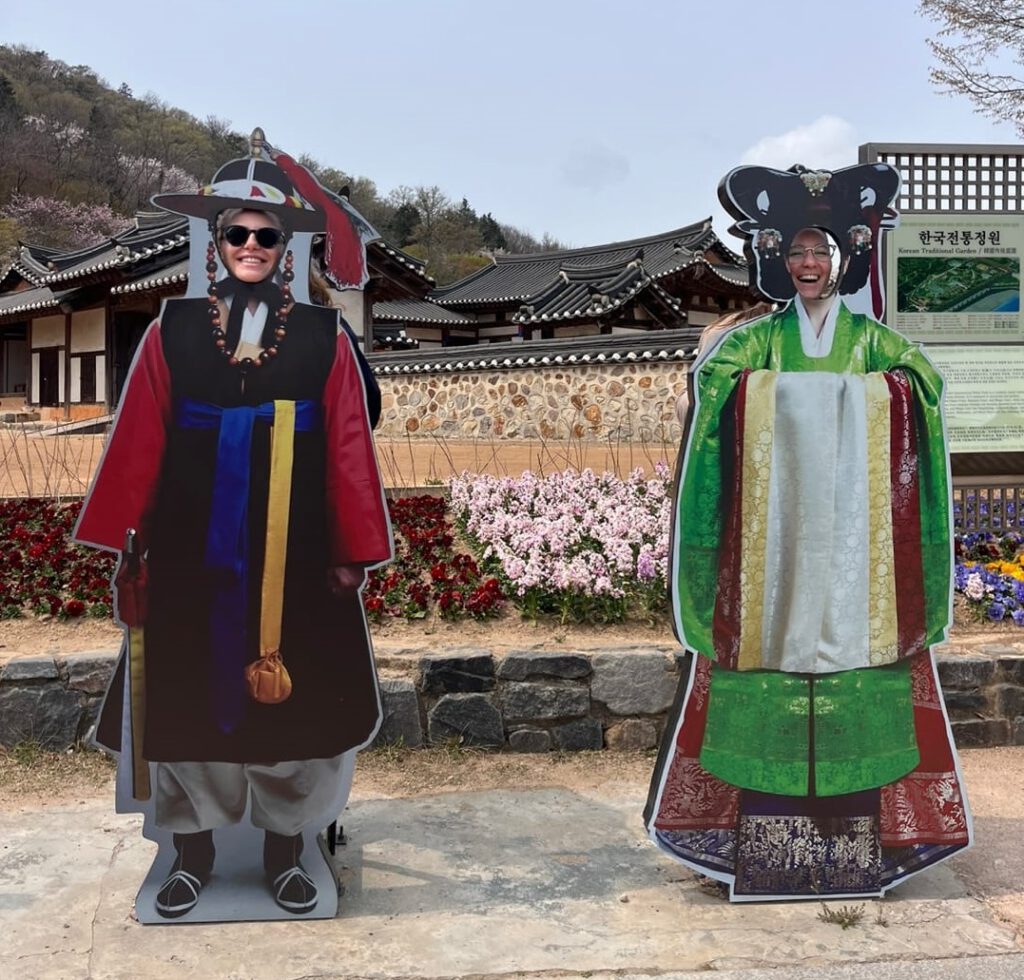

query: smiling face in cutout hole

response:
[785,227,839,302]
[218,209,284,284]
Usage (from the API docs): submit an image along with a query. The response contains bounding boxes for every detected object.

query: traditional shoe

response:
[264,830,318,914]
[155,868,204,918]
[270,864,318,914]
[155,830,215,919]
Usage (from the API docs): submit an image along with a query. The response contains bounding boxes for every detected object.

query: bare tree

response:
[920,0,1024,135]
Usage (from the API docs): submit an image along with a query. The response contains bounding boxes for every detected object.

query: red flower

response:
[64,598,86,617]
[430,562,449,582]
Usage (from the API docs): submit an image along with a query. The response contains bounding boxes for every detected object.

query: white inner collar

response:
[795,295,839,358]
[224,295,270,347]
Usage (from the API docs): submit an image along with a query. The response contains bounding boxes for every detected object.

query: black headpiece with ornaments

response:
[152,128,325,233]
[719,162,900,313]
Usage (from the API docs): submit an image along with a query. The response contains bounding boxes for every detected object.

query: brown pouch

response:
[245,650,293,704]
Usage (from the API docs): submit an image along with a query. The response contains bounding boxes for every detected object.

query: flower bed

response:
[362,495,505,623]
[955,531,1024,626]
[0,499,114,619]
[2,480,1022,631]
[449,466,671,624]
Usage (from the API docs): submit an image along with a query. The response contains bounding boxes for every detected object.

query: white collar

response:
[224,295,270,346]
[795,295,840,358]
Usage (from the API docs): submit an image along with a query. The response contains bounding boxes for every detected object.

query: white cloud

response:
[559,143,630,191]
[740,116,858,171]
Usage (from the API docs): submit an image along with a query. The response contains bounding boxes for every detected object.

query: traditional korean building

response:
[0,213,188,419]
[0,214,754,417]
[0,214,434,419]
[372,220,754,347]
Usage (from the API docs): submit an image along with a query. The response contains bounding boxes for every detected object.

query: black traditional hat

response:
[153,128,325,233]
[719,162,900,303]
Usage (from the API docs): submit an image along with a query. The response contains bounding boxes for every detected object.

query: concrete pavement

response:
[3,758,1023,980]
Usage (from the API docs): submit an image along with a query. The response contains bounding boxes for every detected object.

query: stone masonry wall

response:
[4,646,1024,754]
[376,361,687,444]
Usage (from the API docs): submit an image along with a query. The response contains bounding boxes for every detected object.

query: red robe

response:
[76,298,391,762]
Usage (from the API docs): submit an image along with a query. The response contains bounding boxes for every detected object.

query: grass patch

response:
[817,902,866,929]
[0,742,115,803]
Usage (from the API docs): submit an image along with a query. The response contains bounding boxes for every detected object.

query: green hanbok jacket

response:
[673,299,951,663]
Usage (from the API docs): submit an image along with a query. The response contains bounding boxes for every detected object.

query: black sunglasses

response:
[221,225,285,248]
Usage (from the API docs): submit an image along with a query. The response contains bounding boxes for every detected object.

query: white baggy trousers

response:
[154,757,347,836]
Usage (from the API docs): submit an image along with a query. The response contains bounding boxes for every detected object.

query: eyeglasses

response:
[786,244,835,262]
[221,225,284,248]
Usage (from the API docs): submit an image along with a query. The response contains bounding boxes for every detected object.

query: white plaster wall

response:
[96,355,106,404]
[32,315,64,348]
[31,351,39,402]
[70,358,81,402]
[70,308,105,352]
[336,289,365,338]
[58,353,65,402]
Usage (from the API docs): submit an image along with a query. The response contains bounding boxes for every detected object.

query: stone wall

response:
[4,646,1024,754]
[377,360,688,444]
[378,647,680,752]
[0,652,111,749]
[937,647,1024,746]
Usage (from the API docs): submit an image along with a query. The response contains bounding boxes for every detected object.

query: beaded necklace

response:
[205,241,295,370]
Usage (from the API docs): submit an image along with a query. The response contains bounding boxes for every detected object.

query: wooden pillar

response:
[362,279,374,355]
[63,307,72,420]
[104,296,114,413]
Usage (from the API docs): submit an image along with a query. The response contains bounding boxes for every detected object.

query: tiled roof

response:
[110,260,190,296]
[0,283,77,318]
[9,213,428,292]
[429,220,747,306]
[370,242,434,285]
[368,327,704,377]
[512,259,683,325]
[374,298,474,325]
[15,214,189,286]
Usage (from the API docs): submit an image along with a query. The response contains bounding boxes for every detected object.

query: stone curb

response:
[2,646,1023,752]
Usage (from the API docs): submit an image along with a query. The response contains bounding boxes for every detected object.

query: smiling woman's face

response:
[218,209,284,284]
[786,227,836,302]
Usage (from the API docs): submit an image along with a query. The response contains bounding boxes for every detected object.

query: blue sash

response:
[176,398,319,733]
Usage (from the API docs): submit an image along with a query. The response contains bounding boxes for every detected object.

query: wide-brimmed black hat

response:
[719,162,900,301]
[154,155,325,233]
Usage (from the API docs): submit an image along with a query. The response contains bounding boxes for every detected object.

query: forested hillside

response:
[0,45,564,283]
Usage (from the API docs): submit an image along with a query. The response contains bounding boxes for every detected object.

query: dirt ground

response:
[0,743,655,811]
[0,431,672,500]
[1,600,1021,666]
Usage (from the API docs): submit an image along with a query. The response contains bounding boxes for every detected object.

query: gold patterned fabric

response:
[865,373,899,666]
[738,371,775,671]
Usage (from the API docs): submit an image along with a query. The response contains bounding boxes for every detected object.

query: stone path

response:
[2,747,1023,980]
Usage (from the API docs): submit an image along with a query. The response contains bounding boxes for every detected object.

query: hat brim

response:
[152,193,326,232]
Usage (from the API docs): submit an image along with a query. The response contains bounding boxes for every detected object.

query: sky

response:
[4,0,1021,250]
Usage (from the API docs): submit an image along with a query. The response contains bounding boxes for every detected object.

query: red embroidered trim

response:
[886,372,927,660]
[712,369,749,669]
[654,658,740,830]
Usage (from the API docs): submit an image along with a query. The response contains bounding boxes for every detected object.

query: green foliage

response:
[817,902,866,929]
[0,43,561,269]
[388,201,421,246]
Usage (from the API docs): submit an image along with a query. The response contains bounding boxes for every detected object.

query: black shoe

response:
[269,864,318,914]
[264,830,318,914]
[155,831,215,919]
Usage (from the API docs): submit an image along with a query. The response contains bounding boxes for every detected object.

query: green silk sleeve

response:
[673,318,773,658]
